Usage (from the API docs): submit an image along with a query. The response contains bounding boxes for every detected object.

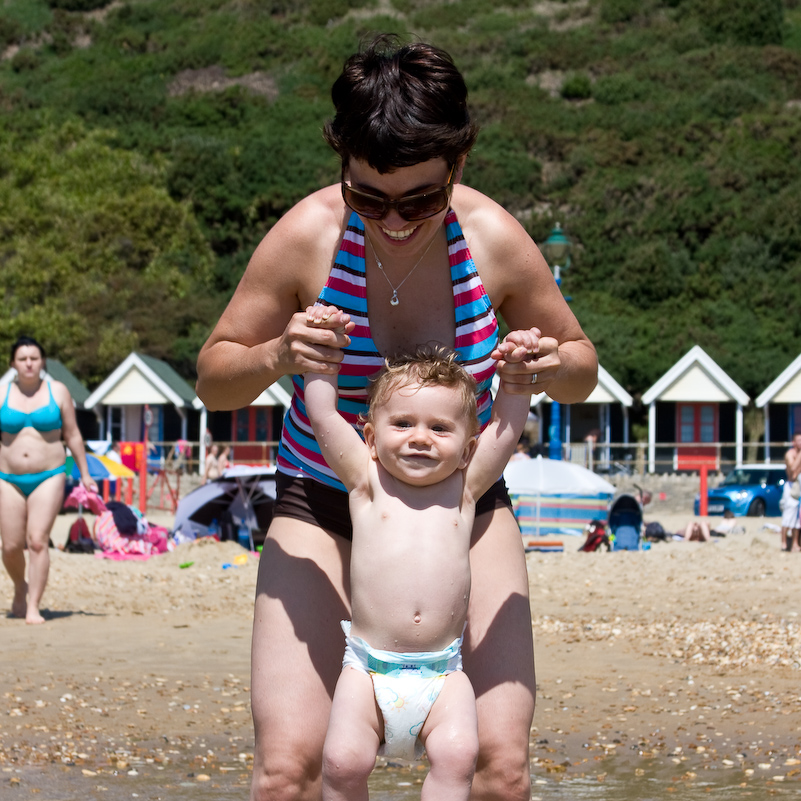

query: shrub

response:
[561,72,593,100]
[593,73,650,104]
[47,0,112,10]
[0,15,22,48]
[11,47,41,72]
[695,0,784,46]
[599,0,643,24]
[698,80,764,120]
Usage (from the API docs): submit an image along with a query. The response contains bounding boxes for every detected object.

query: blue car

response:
[694,464,787,517]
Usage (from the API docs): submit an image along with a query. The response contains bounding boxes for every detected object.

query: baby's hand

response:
[305,304,350,333]
[498,329,541,362]
[493,327,559,394]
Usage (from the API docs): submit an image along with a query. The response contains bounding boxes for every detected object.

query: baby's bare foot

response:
[26,612,46,625]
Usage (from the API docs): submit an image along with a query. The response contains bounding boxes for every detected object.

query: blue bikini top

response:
[0,380,63,434]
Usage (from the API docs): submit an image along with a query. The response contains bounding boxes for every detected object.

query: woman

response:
[201,443,221,484]
[0,336,96,623]
[197,35,597,801]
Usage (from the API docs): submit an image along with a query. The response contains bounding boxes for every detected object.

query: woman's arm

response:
[196,189,354,411]
[56,382,97,492]
[456,187,598,403]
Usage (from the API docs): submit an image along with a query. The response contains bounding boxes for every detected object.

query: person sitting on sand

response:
[304,311,531,800]
[680,520,712,542]
[709,509,745,537]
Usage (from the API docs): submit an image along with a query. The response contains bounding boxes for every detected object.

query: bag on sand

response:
[65,517,95,553]
[644,521,668,542]
[579,520,610,552]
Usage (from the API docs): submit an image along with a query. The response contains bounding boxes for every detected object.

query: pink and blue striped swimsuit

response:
[277,210,499,491]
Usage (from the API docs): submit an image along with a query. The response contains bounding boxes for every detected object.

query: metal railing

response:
[555,441,788,475]
[102,438,793,514]
[142,439,789,478]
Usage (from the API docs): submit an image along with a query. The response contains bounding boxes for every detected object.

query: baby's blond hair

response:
[366,344,479,434]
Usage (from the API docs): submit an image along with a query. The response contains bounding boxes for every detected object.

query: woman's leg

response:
[0,479,29,618]
[23,472,65,624]
[250,516,351,801]
[464,505,535,801]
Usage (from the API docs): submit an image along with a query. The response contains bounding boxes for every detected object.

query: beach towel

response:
[64,485,108,516]
[93,511,169,557]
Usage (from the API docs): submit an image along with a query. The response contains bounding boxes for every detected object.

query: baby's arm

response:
[303,305,371,492]
[466,331,534,499]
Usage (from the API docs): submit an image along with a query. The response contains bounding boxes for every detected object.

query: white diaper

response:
[340,621,463,761]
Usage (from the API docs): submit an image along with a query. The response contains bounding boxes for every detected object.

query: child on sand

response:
[304,305,533,801]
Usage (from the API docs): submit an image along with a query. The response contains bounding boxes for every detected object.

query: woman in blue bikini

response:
[0,336,96,624]
[198,35,597,801]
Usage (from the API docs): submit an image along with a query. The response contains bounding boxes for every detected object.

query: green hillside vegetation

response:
[1,0,800,414]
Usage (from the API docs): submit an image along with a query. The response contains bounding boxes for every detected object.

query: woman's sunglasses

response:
[341,164,455,222]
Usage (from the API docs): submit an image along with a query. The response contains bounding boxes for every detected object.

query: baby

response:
[304,305,533,801]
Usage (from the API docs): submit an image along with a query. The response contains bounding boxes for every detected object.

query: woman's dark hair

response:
[10,336,46,365]
[323,34,479,173]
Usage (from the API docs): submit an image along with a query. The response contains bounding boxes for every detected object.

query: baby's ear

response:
[459,436,478,470]
[363,423,379,460]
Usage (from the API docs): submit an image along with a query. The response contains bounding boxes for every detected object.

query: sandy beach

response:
[2,505,800,796]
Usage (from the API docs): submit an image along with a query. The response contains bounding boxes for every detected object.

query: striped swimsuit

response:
[276,210,500,492]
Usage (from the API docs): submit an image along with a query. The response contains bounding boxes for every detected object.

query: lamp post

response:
[540,223,573,461]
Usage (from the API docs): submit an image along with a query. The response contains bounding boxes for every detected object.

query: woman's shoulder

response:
[267,184,345,245]
[48,379,73,407]
[453,185,528,242]
[247,184,348,276]
[452,186,539,268]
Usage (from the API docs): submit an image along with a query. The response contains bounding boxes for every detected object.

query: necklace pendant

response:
[390,292,400,306]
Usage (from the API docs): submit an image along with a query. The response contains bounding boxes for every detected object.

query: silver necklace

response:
[366,235,436,307]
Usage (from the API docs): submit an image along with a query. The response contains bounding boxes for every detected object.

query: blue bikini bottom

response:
[0,465,66,497]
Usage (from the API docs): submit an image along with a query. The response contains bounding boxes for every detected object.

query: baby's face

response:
[364,381,475,487]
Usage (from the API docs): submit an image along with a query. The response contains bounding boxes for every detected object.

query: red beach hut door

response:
[675,403,718,471]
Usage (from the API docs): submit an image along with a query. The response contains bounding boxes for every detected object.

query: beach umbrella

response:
[504,455,615,537]
[173,469,277,541]
[65,453,135,481]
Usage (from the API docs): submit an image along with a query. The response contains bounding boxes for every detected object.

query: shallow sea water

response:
[5,755,799,800]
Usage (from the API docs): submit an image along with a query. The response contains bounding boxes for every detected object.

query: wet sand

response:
[1,509,800,794]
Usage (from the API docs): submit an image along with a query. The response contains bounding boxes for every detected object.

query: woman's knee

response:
[474,743,531,801]
[250,753,320,801]
[27,537,48,555]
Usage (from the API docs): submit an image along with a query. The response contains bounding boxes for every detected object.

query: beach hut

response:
[755,353,801,462]
[84,352,198,468]
[193,376,294,470]
[641,345,749,473]
[504,455,615,537]
[492,363,632,463]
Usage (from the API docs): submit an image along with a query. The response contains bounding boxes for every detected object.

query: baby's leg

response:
[419,671,478,801]
[322,667,382,801]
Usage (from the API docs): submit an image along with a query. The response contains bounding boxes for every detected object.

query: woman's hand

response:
[492,327,560,395]
[81,475,99,494]
[275,306,355,376]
